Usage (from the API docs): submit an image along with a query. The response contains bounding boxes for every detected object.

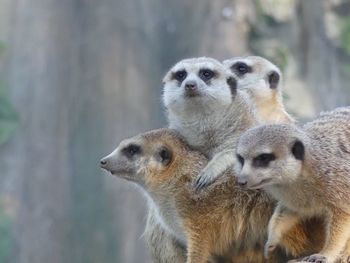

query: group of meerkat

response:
[100,55,350,263]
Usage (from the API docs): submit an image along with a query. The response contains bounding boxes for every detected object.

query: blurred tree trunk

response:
[297,0,345,112]
[3,0,76,262]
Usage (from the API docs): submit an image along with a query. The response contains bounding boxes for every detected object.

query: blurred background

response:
[0,0,350,262]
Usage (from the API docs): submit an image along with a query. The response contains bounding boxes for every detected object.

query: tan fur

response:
[101,129,328,263]
[223,56,294,124]
[236,107,350,263]
[144,56,317,262]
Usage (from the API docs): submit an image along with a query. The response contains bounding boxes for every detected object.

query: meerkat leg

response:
[186,237,211,263]
[338,239,350,263]
[302,209,350,263]
[265,204,300,259]
[194,150,235,191]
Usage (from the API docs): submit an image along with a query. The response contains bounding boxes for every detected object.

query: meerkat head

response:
[100,129,206,192]
[235,124,305,189]
[223,56,293,123]
[162,57,237,118]
[223,56,281,96]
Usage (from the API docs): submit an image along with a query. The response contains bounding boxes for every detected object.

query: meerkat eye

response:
[236,154,245,166]
[156,147,172,165]
[199,69,215,81]
[174,70,187,82]
[232,62,251,75]
[122,144,141,158]
[253,153,276,168]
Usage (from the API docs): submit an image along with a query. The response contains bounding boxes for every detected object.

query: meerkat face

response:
[223,56,282,102]
[235,124,305,189]
[162,57,236,117]
[100,129,205,191]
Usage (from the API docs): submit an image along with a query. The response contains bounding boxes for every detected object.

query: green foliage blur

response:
[341,18,350,56]
[0,206,14,263]
[0,43,16,262]
[0,44,18,145]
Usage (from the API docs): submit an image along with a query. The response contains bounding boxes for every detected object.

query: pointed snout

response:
[99,154,114,172]
[99,149,130,177]
[100,156,109,168]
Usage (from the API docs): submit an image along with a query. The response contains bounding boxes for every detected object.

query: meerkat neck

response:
[267,153,324,216]
[255,94,294,124]
[142,186,188,245]
[168,92,258,153]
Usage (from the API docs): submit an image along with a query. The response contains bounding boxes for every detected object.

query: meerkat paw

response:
[302,253,329,263]
[193,168,216,191]
[264,240,278,259]
[286,259,304,263]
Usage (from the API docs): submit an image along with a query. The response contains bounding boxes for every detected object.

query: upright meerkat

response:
[235,107,350,263]
[163,56,292,190]
[144,56,297,263]
[100,129,325,263]
[223,56,294,124]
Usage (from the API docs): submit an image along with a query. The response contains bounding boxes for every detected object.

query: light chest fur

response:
[144,191,187,245]
[168,91,257,157]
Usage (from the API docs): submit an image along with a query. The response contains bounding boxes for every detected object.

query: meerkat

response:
[163,56,294,190]
[235,107,350,263]
[100,129,328,263]
[223,56,294,124]
[162,57,260,190]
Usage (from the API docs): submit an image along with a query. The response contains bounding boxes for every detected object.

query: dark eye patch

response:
[231,62,252,76]
[237,154,244,166]
[253,153,276,168]
[227,76,237,96]
[199,68,216,82]
[122,144,141,159]
[172,70,187,83]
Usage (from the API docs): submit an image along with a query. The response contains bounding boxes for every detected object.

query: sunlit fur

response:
[101,129,328,263]
[163,57,258,189]
[223,56,294,124]
[236,107,350,263]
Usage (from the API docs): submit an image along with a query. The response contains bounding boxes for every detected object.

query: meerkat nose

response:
[185,81,197,90]
[100,158,108,167]
[237,178,248,187]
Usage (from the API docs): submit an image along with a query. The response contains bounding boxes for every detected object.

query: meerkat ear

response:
[157,147,172,166]
[227,76,237,95]
[291,140,305,161]
[268,71,280,90]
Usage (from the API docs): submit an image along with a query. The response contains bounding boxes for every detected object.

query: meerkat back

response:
[304,106,350,143]
[223,56,294,124]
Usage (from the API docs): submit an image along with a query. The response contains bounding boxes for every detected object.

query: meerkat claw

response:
[193,178,206,191]
[193,173,213,191]
[264,242,277,259]
[302,254,327,262]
